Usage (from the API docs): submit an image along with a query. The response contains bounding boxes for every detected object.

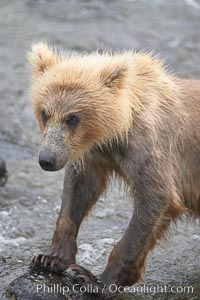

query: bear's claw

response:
[31,254,69,272]
[68,264,109,297]
[68,265,117,299]
[68,264,99,283]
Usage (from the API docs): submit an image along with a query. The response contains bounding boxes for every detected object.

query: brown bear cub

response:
[28,42,200,298]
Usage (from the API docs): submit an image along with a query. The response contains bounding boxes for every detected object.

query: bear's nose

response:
[39,150,56,171]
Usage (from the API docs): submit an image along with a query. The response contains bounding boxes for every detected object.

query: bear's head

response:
[28,42,133,171]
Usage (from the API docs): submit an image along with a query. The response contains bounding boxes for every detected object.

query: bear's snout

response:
[39,150,56,171]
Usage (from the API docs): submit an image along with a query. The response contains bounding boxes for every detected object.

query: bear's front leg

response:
[31,156,110,272]
[71,181,173,298]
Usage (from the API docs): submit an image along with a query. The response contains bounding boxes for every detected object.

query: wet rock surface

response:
[0,0,200,299]
[2,268,99,300]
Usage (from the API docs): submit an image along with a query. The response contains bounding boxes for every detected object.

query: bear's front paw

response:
[30,254,73,273]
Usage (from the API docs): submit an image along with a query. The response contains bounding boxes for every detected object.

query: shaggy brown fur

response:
[28,42,200,298]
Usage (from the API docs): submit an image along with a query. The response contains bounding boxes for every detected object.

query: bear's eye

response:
[41,110,48,125]
[66,114,80,127]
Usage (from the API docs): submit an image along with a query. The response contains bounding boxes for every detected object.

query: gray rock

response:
[0,157,8,187]
[2,268,101,300]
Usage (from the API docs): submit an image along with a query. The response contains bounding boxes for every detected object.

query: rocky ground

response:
[0,0,200,299]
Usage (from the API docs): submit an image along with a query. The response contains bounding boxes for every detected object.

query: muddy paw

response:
[30,254,69,272]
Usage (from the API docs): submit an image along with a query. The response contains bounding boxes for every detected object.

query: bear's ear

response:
[27,42,60,78]
[100,62,128,91]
